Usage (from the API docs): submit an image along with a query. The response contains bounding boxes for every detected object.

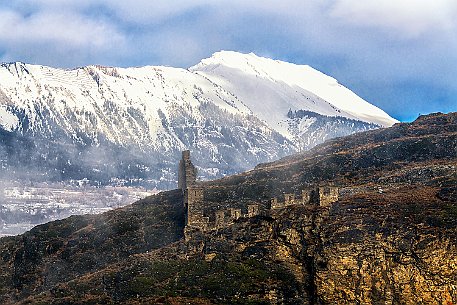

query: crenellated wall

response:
[180,151,339,235]
[318,187,339,206]
[270,187,339,209]
[184,186,339,234]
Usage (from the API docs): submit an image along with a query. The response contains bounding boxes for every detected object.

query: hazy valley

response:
[0,180,151,237]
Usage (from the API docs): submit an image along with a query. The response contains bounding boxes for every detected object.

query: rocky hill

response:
[0,51,396,188]
[0,112,455,304]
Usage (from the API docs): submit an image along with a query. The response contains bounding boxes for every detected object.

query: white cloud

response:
[0,7,126,67]
[101,0,310,25]
[329,0,457,39]
[15,0,215,25]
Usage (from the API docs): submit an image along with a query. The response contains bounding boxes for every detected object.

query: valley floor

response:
[0,181,152,236]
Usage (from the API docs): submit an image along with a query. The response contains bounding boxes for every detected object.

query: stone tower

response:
[184,187,206,228]
[178,150,197,193]
[179,151,207,235]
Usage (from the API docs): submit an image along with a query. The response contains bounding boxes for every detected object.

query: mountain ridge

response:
[0,51,397,188]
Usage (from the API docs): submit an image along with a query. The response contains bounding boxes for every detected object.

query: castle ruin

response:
[318,187,339,206]
[178,151,339,236]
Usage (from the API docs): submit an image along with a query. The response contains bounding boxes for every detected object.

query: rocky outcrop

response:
[315,186,457,304]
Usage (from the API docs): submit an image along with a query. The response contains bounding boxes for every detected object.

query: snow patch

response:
[0,107,18,131]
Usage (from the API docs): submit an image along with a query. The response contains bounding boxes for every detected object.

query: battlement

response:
[187,185,339,233]
[270,186,339,209]
[210,204,260,230]
[247,204,260,217]
[214,209,243,228]
[184,185,338,233]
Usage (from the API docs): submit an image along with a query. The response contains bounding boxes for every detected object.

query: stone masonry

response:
[318,186,339,206]
[178,151,208,233]
[270,187,339,209]
[178,150,197,193]
[184,187,208,229]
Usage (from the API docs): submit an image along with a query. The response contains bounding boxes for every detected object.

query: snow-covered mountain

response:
[191,51,395,128]
[0,51,397,189]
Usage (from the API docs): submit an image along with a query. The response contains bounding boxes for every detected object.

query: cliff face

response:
[316,187,457,304]
[0,112,455,304]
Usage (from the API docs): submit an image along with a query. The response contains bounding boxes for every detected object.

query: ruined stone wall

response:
[271,197,283,209]
[284,194,295,206]
[230,208,242,220]
[301,189,312,204]
[247,204,260,217]
[270,187,339,209]
[212,207,249,229]
[215,210,226,228]
[184,186,338,233]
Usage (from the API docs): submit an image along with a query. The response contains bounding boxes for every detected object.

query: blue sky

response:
[0,1,456,122]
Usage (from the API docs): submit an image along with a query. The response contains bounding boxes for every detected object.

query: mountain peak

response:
[191,50,286,77]
[191,51,398,127]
